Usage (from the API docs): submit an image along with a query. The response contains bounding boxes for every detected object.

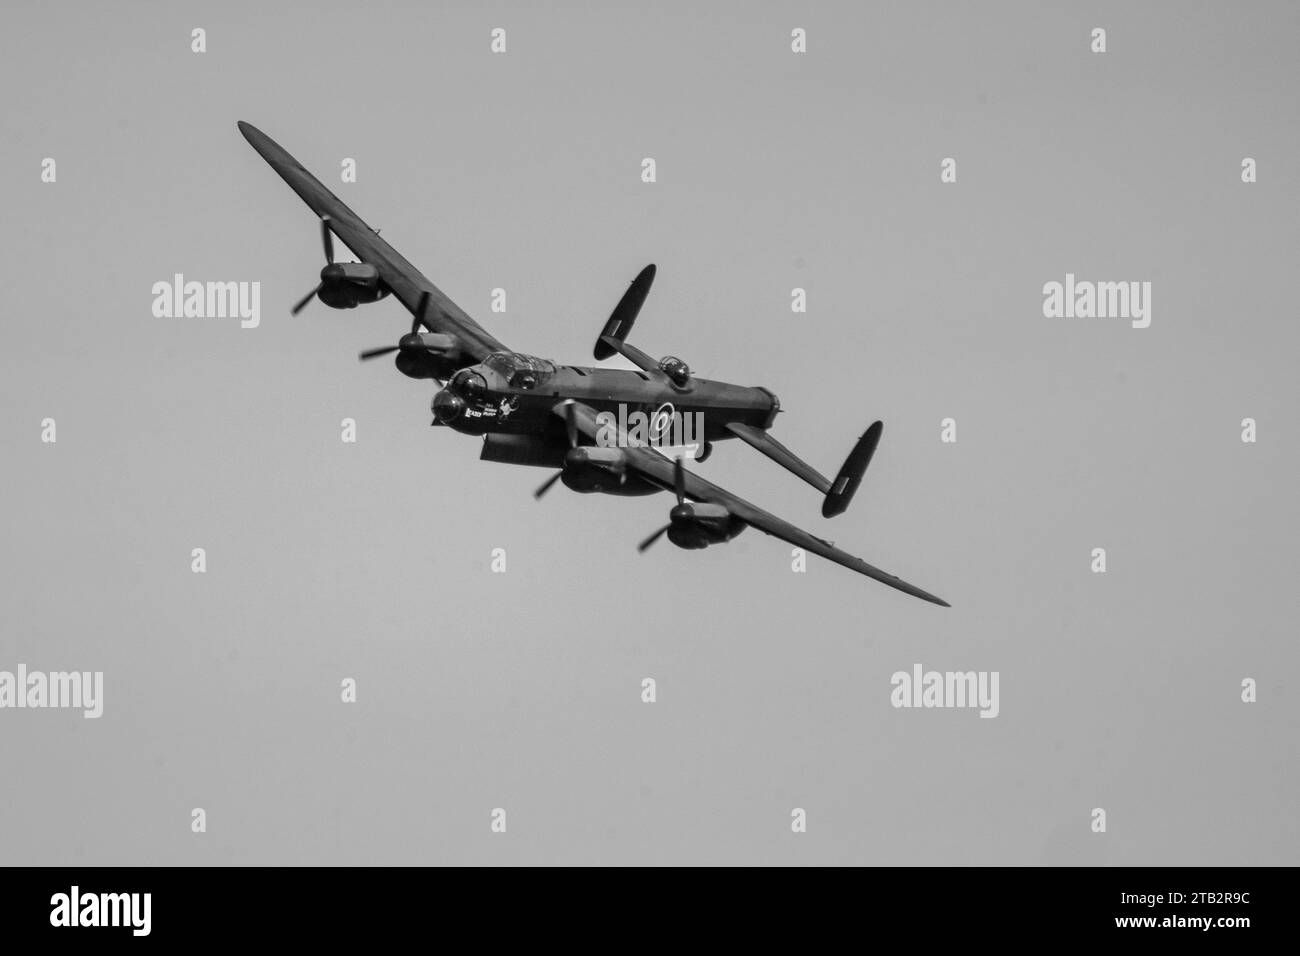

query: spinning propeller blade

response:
[291,283,322,316]
[292,217,337,315]
[320,216,335,263]
[534,471,564,500]
[358,293,435,362]
[562,400,578,449]
[638,457,687,552]
[637,525,670,552]
[412,291,431,332]
[534,402,581,501]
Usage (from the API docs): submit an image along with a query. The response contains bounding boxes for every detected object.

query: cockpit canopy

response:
[482,351,557,390]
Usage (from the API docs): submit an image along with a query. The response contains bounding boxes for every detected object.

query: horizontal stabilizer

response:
[822,421,882,518]
[726,422,832,494]
[598,334,661,376]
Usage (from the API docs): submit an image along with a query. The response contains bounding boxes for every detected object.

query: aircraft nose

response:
[431,389,465,423]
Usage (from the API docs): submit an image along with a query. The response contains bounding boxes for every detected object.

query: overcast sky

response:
[1,0,1296,865]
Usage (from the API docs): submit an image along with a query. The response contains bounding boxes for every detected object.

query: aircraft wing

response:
[238,121,509,361]
[559,401,950,606]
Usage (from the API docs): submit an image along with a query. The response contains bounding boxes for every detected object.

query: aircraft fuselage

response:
[430,351,779,450]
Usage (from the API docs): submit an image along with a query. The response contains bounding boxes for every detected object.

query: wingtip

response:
[916,585,950,607]
[910,588,950,607]
[236,120,263,145]
[898,578,950,607]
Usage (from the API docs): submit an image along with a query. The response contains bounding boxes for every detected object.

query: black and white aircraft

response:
[239,121,948,606]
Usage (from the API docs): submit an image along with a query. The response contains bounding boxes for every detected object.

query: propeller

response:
[533,470,564,500]
[534,402,580,499]
[357,342,402,361]
[636,525,670,552]
[358,292,431,362]
[320,216,335,262]
[291,217,338,315]
[637,457,686,551]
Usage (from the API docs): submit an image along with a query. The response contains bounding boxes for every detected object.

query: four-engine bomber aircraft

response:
[238,121,949,606]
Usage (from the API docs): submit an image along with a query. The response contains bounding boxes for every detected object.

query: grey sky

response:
[1,0,1296,865]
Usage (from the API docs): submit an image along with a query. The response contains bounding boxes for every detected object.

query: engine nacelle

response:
[664,501,745,549]
[396,332,462,381]
[396,350,447,380]
[317,262,388,310]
